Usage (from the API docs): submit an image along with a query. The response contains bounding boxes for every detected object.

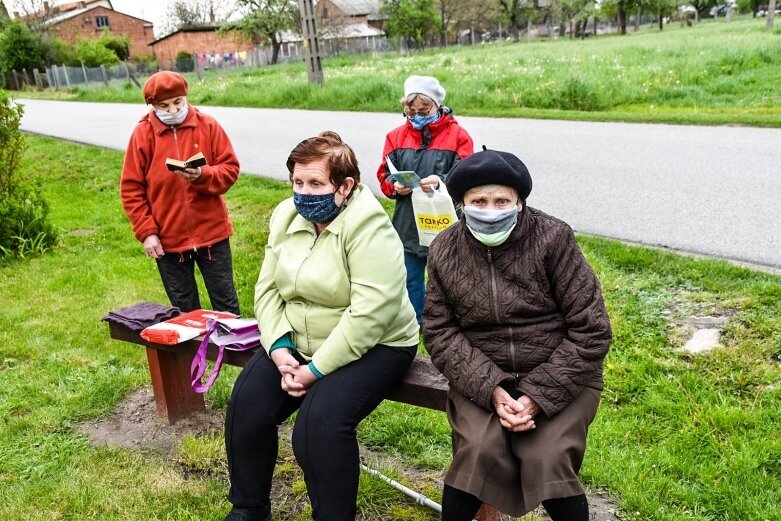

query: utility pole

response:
[298,0,324,86]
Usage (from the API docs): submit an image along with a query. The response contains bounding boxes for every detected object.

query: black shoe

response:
[223,507,270,521]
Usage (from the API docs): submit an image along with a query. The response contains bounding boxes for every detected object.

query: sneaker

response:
[223,507,270,521]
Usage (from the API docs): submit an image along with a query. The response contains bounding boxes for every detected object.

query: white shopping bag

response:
[411,183,458,247]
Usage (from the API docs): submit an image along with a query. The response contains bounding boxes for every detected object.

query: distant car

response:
[758,7,781,16]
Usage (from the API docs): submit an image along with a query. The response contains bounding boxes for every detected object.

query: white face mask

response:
[155,103,189,126]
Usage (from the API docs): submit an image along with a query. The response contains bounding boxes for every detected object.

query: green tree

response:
[496,0,525,41]
[0,22,44,72]
[381,0,440,49]
[75,38,120,67]
[599,0,630,33]
[220,0,298,65]
[438,0,498,45]
[42,37,77,66]
[0,1,9,27]
[0,90,56,259]
[644,0,677,30]
[98,30,130,62]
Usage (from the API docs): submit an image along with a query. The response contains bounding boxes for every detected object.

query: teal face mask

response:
[463,206,518,247]
[468,227,515,247]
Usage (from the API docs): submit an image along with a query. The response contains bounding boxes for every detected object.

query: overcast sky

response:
[102,0,168,36]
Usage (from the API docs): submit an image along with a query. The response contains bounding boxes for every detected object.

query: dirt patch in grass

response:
[663,292,740,353]
[79,387,623,520]
[77,387,224,452]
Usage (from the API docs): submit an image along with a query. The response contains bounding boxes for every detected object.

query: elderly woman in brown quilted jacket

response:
[422,149,612,521]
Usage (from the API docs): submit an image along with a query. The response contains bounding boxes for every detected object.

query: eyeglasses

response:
[404,107,435,117]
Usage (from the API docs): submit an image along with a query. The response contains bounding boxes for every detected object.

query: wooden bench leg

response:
[145,346,205,424]
[476,504,501,521]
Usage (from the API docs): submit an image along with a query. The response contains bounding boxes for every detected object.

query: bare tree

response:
[161,0,232,35]
[5,0,53,31]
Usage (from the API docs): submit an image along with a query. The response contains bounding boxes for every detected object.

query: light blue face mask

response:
[408,111,441,130]
[155,103,189,126]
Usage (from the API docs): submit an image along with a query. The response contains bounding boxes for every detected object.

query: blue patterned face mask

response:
[408,111,440,130]
[293,191,344,224]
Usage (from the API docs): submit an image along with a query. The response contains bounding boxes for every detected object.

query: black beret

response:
[446,149,532,203]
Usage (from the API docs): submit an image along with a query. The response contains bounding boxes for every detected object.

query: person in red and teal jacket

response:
[376,75,474,324]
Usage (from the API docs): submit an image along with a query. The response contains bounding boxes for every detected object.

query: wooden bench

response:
[107,317,501,521]
[107,321,450,424]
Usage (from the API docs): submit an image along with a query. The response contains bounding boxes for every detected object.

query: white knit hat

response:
[403,75,446,107]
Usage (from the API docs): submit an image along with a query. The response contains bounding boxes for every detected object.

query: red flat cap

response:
[143,71,189,105]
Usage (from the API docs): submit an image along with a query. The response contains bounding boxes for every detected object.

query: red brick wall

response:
[151,30,253,65]
[47,7,154,57]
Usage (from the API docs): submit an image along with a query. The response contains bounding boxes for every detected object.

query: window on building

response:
[96,15,110,28]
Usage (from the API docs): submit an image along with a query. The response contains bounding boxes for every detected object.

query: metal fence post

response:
[81,61,89,85]
[99,65,109,86]
[61,65,71,87]
[12,69,20,90]
[33,68,42,89]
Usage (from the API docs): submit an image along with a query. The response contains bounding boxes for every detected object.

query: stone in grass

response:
[681,328,722,354]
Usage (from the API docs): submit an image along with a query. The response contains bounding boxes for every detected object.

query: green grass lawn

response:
[0,135,779,520]
[19,16,781,127]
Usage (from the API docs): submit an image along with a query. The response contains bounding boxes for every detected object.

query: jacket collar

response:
[144,104,198,136]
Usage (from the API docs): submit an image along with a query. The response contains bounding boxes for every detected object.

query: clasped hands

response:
[393,175,440,196]
[271,349,317,398]
[491,386,540,432]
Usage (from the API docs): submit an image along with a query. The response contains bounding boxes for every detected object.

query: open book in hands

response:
[385,155,421,189]
[165,152,207,172]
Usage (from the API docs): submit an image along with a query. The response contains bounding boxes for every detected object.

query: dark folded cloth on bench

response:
[102,302,180,332]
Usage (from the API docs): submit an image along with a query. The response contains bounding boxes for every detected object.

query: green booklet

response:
[386,155,421,189]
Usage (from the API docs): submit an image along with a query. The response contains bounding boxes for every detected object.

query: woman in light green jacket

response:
[223,132,419,521]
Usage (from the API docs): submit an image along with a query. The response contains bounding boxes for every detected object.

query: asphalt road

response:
[18,98,781,269]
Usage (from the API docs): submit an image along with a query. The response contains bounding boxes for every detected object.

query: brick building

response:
[150,27,254,70]
[316,0,385,30]
[21,1,154,57]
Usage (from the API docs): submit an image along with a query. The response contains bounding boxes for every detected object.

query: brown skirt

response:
[444,387,602,517]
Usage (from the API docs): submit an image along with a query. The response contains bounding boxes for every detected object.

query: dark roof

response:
[150,25,222,45]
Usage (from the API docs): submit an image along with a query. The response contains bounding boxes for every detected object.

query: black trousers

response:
[155,238,240,315]
[441,485,588,521]
[225,344,416,521]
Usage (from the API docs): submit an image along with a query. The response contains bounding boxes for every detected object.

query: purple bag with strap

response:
[191,318,261,393]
